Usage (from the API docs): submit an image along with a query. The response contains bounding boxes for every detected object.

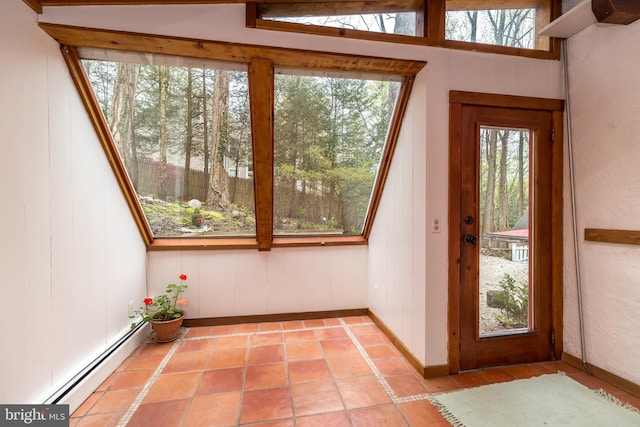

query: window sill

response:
[147,235,367,251]
[148,238,259,251]
[273,235,367,248]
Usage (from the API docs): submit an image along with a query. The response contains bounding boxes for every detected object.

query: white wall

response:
[367,71,428,365]
[370,48,563,366]
[40,4,564,369]
[148,247,368,318]
[563,21,640,384]
[0,0,147,405]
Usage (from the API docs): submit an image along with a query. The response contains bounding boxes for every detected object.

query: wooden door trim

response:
[550,109,564,361]
[448,99,463,374]
[448,90,564,374]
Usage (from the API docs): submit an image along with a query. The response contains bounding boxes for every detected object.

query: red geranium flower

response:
[130,274,188,330]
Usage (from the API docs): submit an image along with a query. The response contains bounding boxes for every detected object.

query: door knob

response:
[464,234,478,244]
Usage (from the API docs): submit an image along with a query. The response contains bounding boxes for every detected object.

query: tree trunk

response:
[287,149,297,218]
[158,65,170,199]
[498,130,509,230]
[377,13,387,33]
[108,63,140,188]
[202,70,210,203]
[159,66,169,164]
[183,68,194,201]
[393,10,414,36]
[518,131,525,216]
[482,129,498,236]
[231,142,241,203]
[208,70,230,209]
[466,11,478,43]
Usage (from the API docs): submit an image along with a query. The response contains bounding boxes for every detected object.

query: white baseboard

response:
[44,324,150,413]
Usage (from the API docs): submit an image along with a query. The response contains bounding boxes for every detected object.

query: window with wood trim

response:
[248,0,560,59]
[42,24,425,250]
[255,0,424,37]
[445,0,553,51]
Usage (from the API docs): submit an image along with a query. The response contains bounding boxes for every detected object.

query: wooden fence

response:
[135,158,254,208]
[134,158,359,228]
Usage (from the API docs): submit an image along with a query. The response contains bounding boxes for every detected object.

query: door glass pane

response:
[479,126,531,336]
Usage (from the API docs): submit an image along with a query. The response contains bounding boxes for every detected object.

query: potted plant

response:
[131,274,189,342]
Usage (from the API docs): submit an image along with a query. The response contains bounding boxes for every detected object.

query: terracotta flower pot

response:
[151,313,185,342]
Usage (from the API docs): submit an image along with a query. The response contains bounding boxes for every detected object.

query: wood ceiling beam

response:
[36,0,384,5]
[38,0,243,5]
[259,0,423,17]
[38,23,426,76]
[22,0,42,13]
[446,0,546,11]
[35,0,547,6]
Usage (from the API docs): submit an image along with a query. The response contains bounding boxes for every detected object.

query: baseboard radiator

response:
[42,323,149,413]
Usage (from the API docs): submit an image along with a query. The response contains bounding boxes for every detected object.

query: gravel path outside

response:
[479,253,529,333]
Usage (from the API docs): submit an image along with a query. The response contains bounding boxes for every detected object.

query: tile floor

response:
[70,316,640,426]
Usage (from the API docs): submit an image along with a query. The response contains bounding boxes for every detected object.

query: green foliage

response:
[494,273,529,329]
[273,74,394,233]
[479,128,530,233]
[83,57,397,236]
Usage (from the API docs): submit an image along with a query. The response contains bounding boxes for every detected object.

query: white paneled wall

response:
[0,0,147,405]
[370,50,563,367]
[147,247,368,318]
[563,21,640,384]
[368,69,427,364]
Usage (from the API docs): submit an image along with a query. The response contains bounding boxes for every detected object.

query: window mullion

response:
[249,58,275,251]
[427,0,446,44]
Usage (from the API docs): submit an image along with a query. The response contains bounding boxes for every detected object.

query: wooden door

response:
[448,92,564,372]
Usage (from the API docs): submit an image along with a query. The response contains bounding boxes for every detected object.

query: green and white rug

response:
[430,373,640,427]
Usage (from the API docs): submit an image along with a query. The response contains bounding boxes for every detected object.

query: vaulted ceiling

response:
[23,0,242,14]
[24,0,640,26]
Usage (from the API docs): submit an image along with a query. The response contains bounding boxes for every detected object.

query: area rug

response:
[429,373,640,426]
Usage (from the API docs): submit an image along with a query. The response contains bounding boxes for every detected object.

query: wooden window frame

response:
[248,0,427,44]
[27,0,245,8]
[25,1,561,58]
[248,0,562,60]
[39,23,425,251]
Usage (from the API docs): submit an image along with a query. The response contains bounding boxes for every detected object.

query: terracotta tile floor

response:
[70,316,640,426]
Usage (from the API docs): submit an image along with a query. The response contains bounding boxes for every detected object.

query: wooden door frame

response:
[447,91,564,374]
